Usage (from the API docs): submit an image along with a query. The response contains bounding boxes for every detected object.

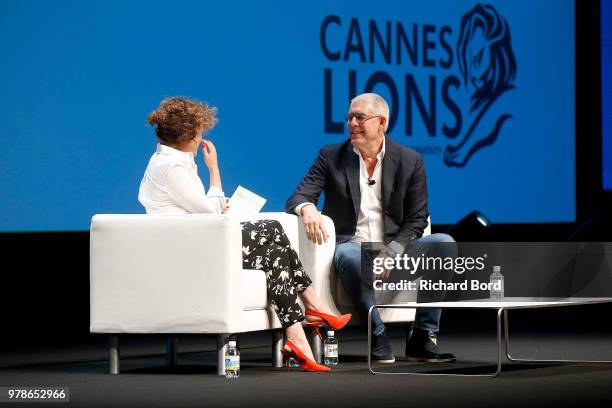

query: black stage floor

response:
[2,325,612,408]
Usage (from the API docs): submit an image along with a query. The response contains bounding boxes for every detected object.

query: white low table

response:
[367,297,612,377]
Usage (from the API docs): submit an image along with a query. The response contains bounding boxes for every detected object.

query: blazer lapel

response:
[344,146,361,218]
[382,137,399,210]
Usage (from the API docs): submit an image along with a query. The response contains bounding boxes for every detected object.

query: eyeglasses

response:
[346,112,380,123]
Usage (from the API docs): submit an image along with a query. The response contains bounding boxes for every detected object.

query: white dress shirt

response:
[352,139,385,243]
[138,144,225,214]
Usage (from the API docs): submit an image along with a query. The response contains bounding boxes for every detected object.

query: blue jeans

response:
[334,234,457,336]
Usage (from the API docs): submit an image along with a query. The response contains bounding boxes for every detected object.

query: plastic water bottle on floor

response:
[225,340,240,378]
[288,356,300,368]
[489,265,504,301]
[324,330,338,366]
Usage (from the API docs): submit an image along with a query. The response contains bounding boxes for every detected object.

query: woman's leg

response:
[241,220,312,289]
[241,220,341,358]
[298,286,337,318]
[241,219,286,255]
[284,322,316,362]
[242,243,317,361]
[243,244,306,326]
[242,220,343,321]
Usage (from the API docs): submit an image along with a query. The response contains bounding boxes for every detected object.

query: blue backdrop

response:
[0,0,575,231]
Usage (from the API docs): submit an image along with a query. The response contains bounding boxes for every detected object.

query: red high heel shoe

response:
[305,310,352,331]
[282,340,330,372]
[305,321,326,340]
[280,348,294,371]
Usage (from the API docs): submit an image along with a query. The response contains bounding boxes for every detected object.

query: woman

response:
[138,97,350,372]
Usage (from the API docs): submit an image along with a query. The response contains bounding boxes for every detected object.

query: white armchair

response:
[90,212,299,375]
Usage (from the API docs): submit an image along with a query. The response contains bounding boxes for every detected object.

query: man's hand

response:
[374,255,394,282]
[374,246,398,282]
[300,204,329,245]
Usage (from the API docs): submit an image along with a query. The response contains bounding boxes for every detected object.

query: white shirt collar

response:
[353,137,386,162]
[157,143,195,161]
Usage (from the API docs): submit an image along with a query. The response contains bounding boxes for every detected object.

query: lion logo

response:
[443,4,517,167]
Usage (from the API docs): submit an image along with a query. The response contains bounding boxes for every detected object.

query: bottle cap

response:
[228,340,237,347]
[493,265,501,272]
[328,330,334,337]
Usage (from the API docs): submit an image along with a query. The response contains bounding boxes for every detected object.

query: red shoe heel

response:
[284,340,330,372]
[305,310,352,331]
[280,349,291,371]
[306,321,325,340]
[281,348,293,371]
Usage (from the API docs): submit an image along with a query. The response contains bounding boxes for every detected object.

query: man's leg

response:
[334,242,385,336]
[408,233,457,332]
[335,242,395,363]
[404,233,457,362]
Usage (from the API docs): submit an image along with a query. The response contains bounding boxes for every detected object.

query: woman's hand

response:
[201,140,219,170]
[201,139,222,191]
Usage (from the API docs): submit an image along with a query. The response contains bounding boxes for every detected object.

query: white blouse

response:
[138,144,225,214]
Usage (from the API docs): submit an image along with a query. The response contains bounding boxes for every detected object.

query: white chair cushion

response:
[241,269,267,310]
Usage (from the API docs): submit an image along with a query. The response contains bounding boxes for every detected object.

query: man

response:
[286,93,456,363]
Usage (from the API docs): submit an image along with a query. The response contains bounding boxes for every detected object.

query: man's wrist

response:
[301,203,315,216]
[295,202,315,216]
[386,241,405,257]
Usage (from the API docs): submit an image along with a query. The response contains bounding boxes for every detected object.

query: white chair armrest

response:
[297,215,341,315]
[424,216,431,237]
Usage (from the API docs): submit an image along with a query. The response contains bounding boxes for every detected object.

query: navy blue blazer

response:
[286,137,429,246]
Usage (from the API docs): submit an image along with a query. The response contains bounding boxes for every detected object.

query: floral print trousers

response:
[240,219,312,328]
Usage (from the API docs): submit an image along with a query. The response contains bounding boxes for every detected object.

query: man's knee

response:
[427,233,455,243]
[416,233,458,258]
[334,242,361,275]
[431,233,458,258]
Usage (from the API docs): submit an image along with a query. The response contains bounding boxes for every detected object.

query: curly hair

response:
[147,97,218,145]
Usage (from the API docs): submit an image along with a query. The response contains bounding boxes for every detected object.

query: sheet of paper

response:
[225,185,266,219]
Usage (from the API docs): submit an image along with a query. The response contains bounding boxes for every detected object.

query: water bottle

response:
[288,357,300,368]
[489,265,504,301]
[324,330,338,366]
[224,340,240,378]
